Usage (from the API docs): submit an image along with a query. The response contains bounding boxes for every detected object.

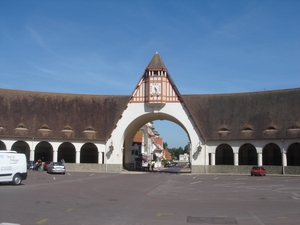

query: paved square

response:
[1,171,300,225]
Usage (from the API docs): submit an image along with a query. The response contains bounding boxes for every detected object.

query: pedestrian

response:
[61,158,65,165]
[151,162,155,171]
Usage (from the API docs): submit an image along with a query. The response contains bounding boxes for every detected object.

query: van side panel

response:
[0,151,27,184]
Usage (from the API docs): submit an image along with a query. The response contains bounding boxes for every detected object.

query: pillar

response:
[30,149,35,161]
[234,152,238,165]
[76,150,80,164]
[258,152,262,166]
[282,151,287,167]
[53,149,58,162]
[98,151,103,164]
[211,153,215,165]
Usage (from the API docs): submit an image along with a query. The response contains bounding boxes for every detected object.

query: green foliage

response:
[163,142,190,160]
[168,147,184,160]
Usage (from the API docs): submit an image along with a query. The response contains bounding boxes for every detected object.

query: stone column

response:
[53,149,58,162]
[211,153,215,165]
[282,151,287,167]
[30,149,35,161]
[234,152,239,166]
[76,149,80,164]
[258,152,263,166]
[98,151,103,164]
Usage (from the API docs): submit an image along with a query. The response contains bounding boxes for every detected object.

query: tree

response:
[163,142,168,149]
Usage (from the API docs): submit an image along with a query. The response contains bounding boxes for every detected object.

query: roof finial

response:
[155,51,158,54]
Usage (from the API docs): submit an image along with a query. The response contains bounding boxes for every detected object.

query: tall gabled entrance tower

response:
[130,52,182,108]
[108,53,204,172]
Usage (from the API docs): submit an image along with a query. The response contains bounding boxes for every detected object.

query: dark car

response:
[47,162,66,174]
[164,161,175,167]
[43,161,52,171]
[251,166,266,176]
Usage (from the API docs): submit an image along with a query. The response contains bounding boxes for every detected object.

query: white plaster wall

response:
[109,102,205,166]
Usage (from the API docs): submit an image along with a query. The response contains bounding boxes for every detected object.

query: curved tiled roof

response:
[0,89,130,141]
[0,87,299,142]
[182,88,300,141]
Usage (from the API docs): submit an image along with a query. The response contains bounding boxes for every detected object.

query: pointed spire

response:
[146,52,167,71]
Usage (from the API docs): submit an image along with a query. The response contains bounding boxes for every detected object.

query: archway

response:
[122,113,191,172]
[35,141,53,162]
[80,143,98,163]
[0,141,6,149]
[215,144,234,165]
[239,143,257,165]
[58,142,76,163]
[287,142,300,166]
[262,143,281,165]
[11,141,30,160]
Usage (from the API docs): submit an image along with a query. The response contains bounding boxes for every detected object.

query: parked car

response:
[251,166,266,176]
[164,161,175,167]
[43,161,52,171]
[47,162,66,174]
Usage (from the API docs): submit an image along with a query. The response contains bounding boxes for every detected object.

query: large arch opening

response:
[0,141,6,149]
[80,143,98,163]
[215,144,234,165]
[11,141,30,160]
[35,141,53,162]
[122,113,190,173]
[58,142,76,163]
[239,143,257,165]
[287,142,300,166]
[262,143,281,165]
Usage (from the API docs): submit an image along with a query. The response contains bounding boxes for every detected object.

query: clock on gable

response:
[150,83,161,94]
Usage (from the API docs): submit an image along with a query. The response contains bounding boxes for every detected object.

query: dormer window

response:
[288,125,300,130]
[62,126,73,132]
[15,123,28,130]
[241,127,253,132]
[84,127,96,133]
[218,128,230,133]
[39,125,51,131]
[265,126,277,131]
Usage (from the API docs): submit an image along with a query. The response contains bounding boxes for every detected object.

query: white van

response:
[0,150,28,185]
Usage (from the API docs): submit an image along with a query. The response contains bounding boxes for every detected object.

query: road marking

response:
[214,177,219,180]
[157,213,174,217]
[0,223,20,225]
[190,181,202,184]
[90,173,94,176]
[249,212,265,225]
[278,216,288,219]
[36,218,49,224]
[53,177,56,180]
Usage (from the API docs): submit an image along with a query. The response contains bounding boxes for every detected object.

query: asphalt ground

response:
[1,169,300,225]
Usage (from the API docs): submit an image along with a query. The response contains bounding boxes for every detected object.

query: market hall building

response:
[0,53,300,175]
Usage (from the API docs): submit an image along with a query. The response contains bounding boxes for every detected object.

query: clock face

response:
[150,83,161,94]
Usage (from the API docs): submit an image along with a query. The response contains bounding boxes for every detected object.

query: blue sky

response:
[1,1,299,149]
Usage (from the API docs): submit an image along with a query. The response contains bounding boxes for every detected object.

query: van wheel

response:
[12,174,22,185]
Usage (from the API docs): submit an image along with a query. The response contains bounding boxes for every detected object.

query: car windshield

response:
[53,162,63,166]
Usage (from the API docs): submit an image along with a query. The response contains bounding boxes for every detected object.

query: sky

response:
[1,1,300,149]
